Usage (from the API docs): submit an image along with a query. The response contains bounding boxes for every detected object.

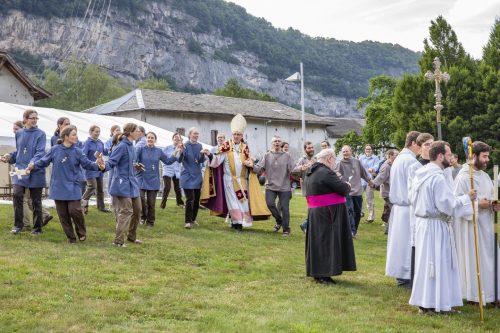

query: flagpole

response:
[300,62,305,145]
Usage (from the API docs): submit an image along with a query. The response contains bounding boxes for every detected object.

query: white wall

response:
[0,67,34,105]
[111,110,329,160]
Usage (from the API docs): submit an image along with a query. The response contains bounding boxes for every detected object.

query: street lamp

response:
[265,120,272,152]
[286,62,305,144]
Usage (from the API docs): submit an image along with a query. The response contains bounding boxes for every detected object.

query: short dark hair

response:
[364,144,373,150]
[303,141,313,150]
[321,140,331,148]
[138,126,146,134]
[472,141,491,157]
[416,133,434,146]
[281,141,288,148]
[405,131,421,148]
[386,149,398,158]
[429,141,450,161]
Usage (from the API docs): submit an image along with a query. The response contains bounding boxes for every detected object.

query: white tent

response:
[0,102,210,149]
[0,102,210,192]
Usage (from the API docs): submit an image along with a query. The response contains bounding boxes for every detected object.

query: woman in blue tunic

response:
[29,126,104,243]
[105,123,143,247]
[82,125,109,213]
[3,109,47,235]
[136,131,180,226]
[50,117,70,147]
[178,127,206,229]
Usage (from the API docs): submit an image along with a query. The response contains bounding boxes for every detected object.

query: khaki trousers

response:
[112,196,141,245]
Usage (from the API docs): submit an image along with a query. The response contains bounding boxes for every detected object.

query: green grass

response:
[0,193,498,332]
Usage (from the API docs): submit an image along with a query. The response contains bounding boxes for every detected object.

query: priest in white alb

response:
[409,141,476,313]
[453,141,500,305]
[386,131,422,287]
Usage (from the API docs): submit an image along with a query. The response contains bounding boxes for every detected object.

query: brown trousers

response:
[140,190,158,225]
[82,176,105,210]
[112,196,141,245]
[55,200,86,242]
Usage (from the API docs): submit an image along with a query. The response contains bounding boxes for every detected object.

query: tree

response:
[334,130,364,157]
[36,58,128,111]
[390,74,435,147]
[482,19,500,71]
[214,78,277,102]
[419,16,471,72]
[137,78,170,91]
[357,75,397,148]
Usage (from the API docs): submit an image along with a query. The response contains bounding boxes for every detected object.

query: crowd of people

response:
[2,110,499,314]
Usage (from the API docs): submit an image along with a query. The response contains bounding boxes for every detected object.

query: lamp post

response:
[424,57,450,140]
[286,62,305,145]
[265,119,272,152]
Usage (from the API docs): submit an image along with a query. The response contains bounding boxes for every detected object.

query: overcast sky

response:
[226,0,499,59]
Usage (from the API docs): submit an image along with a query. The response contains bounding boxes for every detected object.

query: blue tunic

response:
[106,137,140,198]
[9,127,47,188]
[34,144,100,201]
[83,137,108,179]
[162,145,182,178]
[50,133,59,147]
[179,141,205,190]
[136,146,177,190]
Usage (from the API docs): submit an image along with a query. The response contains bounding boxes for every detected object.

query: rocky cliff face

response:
[0,2,362,117]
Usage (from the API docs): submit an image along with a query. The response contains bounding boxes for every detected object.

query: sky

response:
[226,0,499,59]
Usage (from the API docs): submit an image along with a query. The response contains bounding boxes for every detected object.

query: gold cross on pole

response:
[424,57,450,140]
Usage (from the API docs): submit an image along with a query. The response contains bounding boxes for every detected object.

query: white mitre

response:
[231,114,247,134]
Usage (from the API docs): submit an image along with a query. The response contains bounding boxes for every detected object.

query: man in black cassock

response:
[304,148,356,285]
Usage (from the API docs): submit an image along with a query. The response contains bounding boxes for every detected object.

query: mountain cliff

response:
[0,0,420,117]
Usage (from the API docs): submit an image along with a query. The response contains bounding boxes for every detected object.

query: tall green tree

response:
[482,19,500,71]
[357,75,397,148]
[419,16,472,72]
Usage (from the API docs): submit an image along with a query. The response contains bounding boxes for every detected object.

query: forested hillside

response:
[0,0,420,99]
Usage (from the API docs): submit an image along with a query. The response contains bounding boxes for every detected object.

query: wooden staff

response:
[464,137,484,321]
[493,165,498,306]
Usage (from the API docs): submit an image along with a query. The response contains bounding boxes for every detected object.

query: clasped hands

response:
[94,152,106,171]
[0,153,11,163]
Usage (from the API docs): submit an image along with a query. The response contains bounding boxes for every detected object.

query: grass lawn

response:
[0,193,498,332]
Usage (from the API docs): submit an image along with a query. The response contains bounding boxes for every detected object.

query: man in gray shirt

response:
[370,149,398,234]
[292,141,315,233]
[248,136,294,236]
[335,145,373,237]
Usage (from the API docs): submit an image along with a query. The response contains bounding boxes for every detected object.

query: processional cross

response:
[424,57,450,140]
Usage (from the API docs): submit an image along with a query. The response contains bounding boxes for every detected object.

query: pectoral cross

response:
[152,164,155,171]
[23,147,27,154]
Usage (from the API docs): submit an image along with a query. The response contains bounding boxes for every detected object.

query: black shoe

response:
[365,220,374,224]
[160,200,166,209]
[283,230,290,237]
[314,277,335,285]
[11,227,23,234]
[299,223,307,234]
[273,224,282,232]
[42,215,53,226]
[31,230,43,235]
[98,208,112,213]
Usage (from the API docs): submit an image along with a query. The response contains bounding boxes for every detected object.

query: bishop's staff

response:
[493,165,498,306]
[463,137,484,321]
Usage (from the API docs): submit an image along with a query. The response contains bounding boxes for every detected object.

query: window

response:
[176,128,185,136]
[210,130,218,146]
